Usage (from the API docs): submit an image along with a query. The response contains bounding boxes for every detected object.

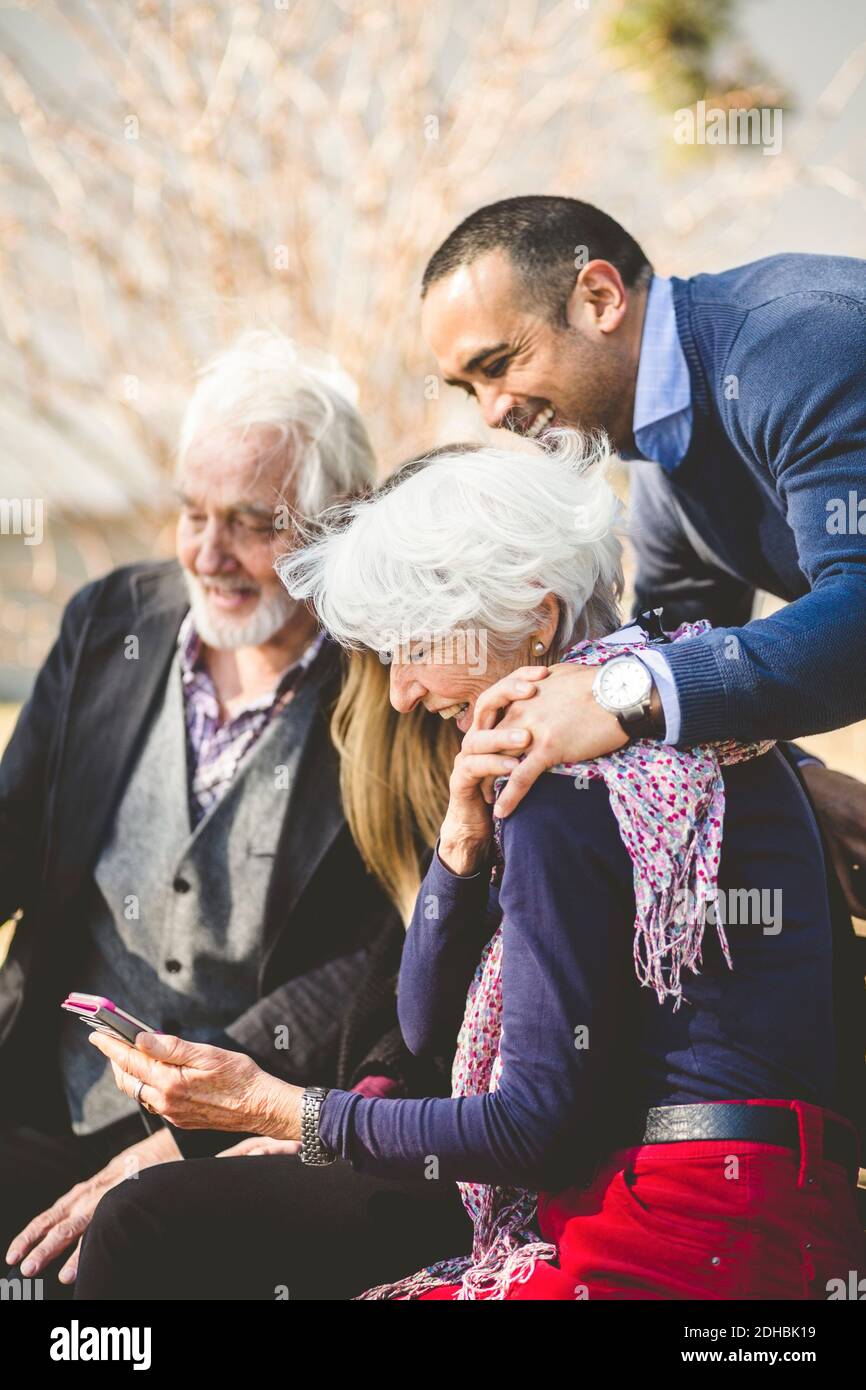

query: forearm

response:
[135,1126,181,1163]
[663,576,866,747]
[320,782,629,1189]
[318,1087,573,1189]
[398,849,497,1057]
[249,1071,304,1141]
[175,1064,568,1187]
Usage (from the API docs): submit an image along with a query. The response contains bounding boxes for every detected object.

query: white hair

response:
[277,429,624,659]
[177,329,376,515]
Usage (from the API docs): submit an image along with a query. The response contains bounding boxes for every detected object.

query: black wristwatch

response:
[300,1086,336,1166]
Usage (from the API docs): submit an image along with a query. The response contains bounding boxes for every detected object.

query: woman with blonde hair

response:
[77,430,863,1300]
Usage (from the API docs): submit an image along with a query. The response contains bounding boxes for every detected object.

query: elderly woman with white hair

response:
[76,431,864,1301]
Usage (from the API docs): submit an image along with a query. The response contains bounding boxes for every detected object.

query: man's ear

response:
[568,259,628,335]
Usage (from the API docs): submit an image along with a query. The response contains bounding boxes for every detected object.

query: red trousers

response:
[420,1100,865,1300]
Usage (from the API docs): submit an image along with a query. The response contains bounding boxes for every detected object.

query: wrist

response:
[591,655,663,743]
[120,1127,180,1169]
[257,1075,304,1141]
[437,832,489,877]
[150,1127,182,1161]
[618,680,664,741]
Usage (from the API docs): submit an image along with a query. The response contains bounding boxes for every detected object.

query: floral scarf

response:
[357,622,774,1300]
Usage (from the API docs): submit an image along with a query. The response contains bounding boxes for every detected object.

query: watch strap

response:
[300,1086,336,1165]
[616,696,663,741]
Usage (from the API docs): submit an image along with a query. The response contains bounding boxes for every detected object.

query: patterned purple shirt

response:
[177,610,325,828]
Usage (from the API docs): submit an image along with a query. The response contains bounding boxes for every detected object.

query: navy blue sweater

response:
[319,749,836,1192]
[630,254,866,747]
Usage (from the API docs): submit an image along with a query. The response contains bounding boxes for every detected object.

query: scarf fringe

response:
[354,1238,559,1302]
[455,1238,559,1300]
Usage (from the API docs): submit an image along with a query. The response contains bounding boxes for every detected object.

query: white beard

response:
[183,571,299,650]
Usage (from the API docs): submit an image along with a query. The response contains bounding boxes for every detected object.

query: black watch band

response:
[616,699,663,741]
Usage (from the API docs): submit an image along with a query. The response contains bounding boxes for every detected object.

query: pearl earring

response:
[534,640,545,655]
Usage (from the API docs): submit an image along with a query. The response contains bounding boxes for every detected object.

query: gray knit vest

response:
[59,646,321,1134]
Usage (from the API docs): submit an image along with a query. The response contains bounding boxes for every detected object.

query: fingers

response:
[492,748,550,819]
[58,1235,83,1286]
[459,726,530,757]
[456,729,533,804]
[88,1030,211,1074]
[217,1137,301,1158]
[452,753,521,792]
[88,1032,180,1099]
[87,1031,157,1081]
[472,667,549,731]
[5,1201,66,1267]
[106,1058,163,1117]
[480,772,511,804]
[135,1032,217,1066]
[8,1197,87,1276]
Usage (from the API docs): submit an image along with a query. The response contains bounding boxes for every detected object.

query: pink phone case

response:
[61,992,158,1042]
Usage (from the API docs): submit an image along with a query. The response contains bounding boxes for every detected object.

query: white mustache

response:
[197,577,261,594]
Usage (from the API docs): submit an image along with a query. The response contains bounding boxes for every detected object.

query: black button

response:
[173,876,190,893]
[165,959,182,974]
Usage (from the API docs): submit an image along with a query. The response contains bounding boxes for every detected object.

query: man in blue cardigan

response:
[420,195,866,920]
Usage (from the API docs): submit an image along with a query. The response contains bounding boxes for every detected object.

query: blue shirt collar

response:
[628,274,693,471]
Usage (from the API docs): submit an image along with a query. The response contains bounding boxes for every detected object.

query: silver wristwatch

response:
[591,655,657,740]
[300,1086,336,1165]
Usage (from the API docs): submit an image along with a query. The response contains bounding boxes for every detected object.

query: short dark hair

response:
[421,195,652,323]
[377,442,483,494]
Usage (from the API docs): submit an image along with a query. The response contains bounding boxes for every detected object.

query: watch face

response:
[596,657,651,712]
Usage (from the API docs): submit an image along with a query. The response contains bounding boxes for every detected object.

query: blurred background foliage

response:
[605,0,786,110]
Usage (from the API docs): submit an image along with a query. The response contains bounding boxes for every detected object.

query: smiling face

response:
[176,425,299,650]
[387,597,561,734]
[421,248,642,451]
[388,648,511,735]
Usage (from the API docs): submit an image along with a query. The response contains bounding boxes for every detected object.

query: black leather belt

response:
[637,1103,860,1183]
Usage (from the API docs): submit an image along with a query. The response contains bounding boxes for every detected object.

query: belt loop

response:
[791,1100,824,1189]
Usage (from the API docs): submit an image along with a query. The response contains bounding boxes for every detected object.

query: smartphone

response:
[61,993,167,1137]
[61,992,158,1045]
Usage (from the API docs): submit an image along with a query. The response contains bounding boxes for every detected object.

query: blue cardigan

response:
[629,253,866,747]
[319,749,836,1192]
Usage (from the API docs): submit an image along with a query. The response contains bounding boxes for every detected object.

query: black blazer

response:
[0,560,437,1133]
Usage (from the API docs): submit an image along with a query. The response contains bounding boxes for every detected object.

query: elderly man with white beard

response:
[0,331,435,1296]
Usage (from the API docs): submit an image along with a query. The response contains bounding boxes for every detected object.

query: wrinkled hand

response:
[88,1031,303,1140]
[474,663,627,818]
[4,1127,179,1285]
[800,763,866,918]
[438,677,543,874]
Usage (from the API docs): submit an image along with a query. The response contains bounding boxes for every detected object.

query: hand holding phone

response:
[61,993,165,1134]
[61,992,158,1045]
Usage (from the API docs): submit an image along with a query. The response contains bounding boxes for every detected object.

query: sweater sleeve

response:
[395,844,499,1059]
[664,292,866,747]
[318,778,634,1191]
